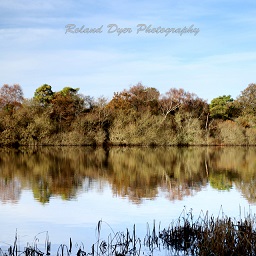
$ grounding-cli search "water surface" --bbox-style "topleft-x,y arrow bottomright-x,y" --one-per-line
0,146 -> 256,253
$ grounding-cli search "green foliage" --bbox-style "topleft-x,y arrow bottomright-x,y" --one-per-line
209,172 -> 233,191
209,95 -> 234,119
34,84 -> 54,105
60,87 -> 79,96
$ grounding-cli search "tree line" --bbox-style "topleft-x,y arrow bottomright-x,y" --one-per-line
0,82 -> 255,146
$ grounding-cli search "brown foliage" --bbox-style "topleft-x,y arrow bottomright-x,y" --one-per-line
217,120 -> 246,145
50,91 -> 84,131
236,83 -> 256,115
107,83 -> 160,115
160,88 -> 208,120
0,84 -> 24,112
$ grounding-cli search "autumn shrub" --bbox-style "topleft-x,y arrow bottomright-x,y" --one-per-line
109,110 -> 207,146
71,114 -> 107,145
246,128 -> 256,145
174,113 -> 205,145
218,120 -> 246,145
108,110 -> 135,145
109,111 -> 177,145
236,114 -> 256,128
123,112 -> 159,145
0,114 -> 20,145
55,131 -> 93,145
17,112 -> 56,145
0,129 -> 19,145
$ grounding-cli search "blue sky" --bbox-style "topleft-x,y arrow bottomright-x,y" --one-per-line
1,0 -> 256,102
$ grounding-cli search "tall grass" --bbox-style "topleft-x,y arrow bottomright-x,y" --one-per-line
2,211 -> 256,255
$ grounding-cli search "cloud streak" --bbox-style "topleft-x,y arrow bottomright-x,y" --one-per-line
0,0 -> 255,102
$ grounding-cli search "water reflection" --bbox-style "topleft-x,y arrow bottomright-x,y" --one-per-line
0,147 -> 256,204
0,178 -> 21,203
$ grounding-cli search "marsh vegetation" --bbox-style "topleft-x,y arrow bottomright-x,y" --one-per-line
2,210 -> 256,256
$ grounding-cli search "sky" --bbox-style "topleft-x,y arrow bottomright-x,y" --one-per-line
1,0 -> 256,103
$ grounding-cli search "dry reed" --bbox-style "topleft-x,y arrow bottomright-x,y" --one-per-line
1,211 -> 256,256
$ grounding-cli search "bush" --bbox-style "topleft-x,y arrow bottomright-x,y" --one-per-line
174,113 -> 205,145
246,128 -> 256,145
109,111 -> 177,145
218,121 -> 246,145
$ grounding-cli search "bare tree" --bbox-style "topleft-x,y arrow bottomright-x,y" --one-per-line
0,84 -> 24,112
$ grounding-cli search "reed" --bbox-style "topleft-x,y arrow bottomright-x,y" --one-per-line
2,212 -> 256,255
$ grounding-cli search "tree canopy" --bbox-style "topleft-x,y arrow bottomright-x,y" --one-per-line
237,83 -> 256,115
34,84 -> 54,106
107,83 -> 160,114
209,95 -> 234,119
0,84 -> 24,112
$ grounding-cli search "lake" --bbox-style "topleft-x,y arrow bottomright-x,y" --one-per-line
0,146 -> 256,255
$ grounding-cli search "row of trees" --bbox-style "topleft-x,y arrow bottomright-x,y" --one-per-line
0,82 -> 256,146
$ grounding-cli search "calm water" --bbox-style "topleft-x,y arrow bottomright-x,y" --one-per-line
0,146 -> 256,254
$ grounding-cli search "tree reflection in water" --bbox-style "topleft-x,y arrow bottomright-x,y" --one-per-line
0,146 -> 255,204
